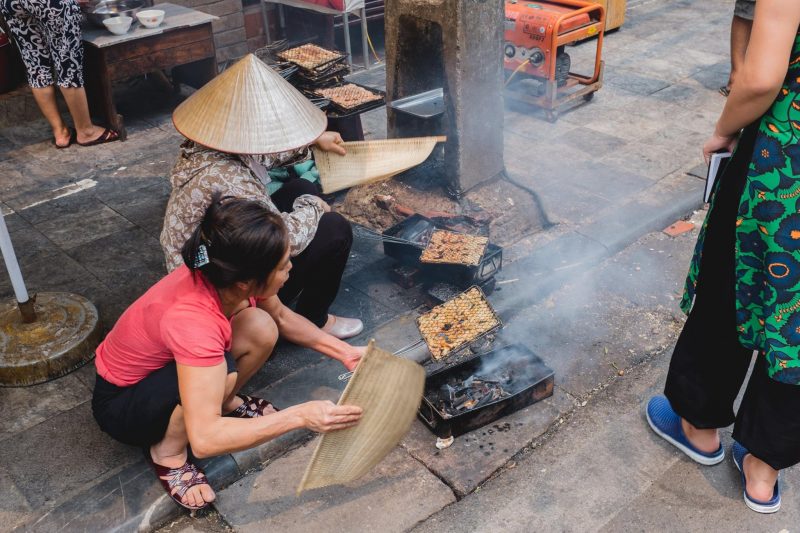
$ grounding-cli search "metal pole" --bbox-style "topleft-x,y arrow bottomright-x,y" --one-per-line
0,212 -> 36,322
343,11 -> 352,66
361,7 -> 369,69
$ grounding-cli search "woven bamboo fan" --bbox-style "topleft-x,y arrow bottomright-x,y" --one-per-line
297,340 -> 425,494
312,136 -> 446,193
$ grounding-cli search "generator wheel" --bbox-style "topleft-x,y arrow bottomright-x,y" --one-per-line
555,49 -> 571,87
583,92 -> 595,102
546,110 -> 558,123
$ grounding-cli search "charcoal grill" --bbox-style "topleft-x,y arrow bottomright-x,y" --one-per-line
418,343 -> 554,438
383,214 -> 502,288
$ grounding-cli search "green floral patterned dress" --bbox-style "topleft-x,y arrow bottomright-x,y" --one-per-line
681,32 -> 800,386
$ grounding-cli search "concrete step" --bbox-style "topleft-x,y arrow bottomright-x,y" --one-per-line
214,444 -> 456,533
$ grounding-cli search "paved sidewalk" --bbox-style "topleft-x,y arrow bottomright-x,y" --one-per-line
0,0 -> 735,531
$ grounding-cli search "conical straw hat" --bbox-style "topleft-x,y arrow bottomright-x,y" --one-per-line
297,340 -> 425,494
172,54 -> 327,154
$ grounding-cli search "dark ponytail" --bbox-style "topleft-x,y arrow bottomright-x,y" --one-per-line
181,191 -> 289,289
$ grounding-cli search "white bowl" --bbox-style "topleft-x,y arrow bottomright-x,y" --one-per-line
136,9 -> 165,28
103,15 -> 133,35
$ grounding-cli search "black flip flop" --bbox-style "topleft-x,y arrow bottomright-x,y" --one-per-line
53,127 -> 76,149
76,127 -> 120,147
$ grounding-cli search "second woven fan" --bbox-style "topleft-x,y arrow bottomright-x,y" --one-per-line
312,136 -> 446,193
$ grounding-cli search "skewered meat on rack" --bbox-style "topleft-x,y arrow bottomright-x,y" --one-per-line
416,287 -> 500,360
277,44 -> 344,71
420,230 -> 489,267
314,83 -> 384,110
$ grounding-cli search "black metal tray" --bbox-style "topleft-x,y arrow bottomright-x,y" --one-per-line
323,82 -> 386,119
383,214 -> 502,287
418,343 -> 554,438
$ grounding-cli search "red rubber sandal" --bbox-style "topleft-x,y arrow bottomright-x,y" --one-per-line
224,394 -> 279,418
76,127 -> 120,147
145,450 -> 212,510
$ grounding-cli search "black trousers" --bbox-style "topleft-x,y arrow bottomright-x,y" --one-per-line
271,179 -> 352,327
665,125 -> 800,470
92,352 -> 237,447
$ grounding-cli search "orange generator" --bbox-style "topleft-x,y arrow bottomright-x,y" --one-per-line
504,0 -> 605,121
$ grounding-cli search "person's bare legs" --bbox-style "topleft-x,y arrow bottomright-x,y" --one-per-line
681,418 -> 779,500
726,15 -> 753,92
743,454 -> 780,501
680,418 -> 721,453
30,86 -> 71,146
222,306 -> 279,413
59,87 -> 107,144
149,404 -> 218,508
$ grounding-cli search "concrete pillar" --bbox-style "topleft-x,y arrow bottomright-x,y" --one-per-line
385,0 -> 505,196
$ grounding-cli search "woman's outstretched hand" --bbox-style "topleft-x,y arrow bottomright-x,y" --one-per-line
301,400 -> 362,432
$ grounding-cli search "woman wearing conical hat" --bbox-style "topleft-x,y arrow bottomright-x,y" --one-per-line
160,54 -> 363,340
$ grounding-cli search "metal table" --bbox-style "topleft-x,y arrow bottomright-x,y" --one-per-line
81,3 -> 218,140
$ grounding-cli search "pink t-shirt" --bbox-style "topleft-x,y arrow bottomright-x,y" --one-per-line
95,265 -> 232,387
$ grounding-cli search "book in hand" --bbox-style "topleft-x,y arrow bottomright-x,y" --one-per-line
705,151 -> 731,203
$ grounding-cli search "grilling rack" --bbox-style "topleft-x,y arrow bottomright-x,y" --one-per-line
276,44 -> 346,73
313,83 -> 387,118
419,230 -> 489,267
337,286 -> 502,381
416,286 -> 502,362
356,225 -> 489,260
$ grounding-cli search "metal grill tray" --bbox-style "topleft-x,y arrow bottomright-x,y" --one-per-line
277,45 -> 346,73
418,343 -> 554,438
322,83 -> 386,118
416,285 -> 502,362
383,214 -> 502,287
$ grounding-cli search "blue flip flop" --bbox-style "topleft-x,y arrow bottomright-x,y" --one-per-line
732,441 -> 781,514
645,396 -> 725,465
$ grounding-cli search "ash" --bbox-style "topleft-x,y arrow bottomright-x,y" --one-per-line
433,344 -> 543,416
437,373 -> 512,416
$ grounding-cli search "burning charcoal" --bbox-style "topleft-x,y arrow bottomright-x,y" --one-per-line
440,383 -> 458,402
461,398 -> 478,410
474,393 -> 496,409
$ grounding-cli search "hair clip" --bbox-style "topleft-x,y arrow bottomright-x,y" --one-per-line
194,244 -> 210,268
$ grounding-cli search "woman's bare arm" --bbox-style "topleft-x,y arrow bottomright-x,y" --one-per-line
258,295 -> 365,371
177,362 -> 362,458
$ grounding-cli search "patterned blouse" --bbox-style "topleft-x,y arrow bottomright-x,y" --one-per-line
681,32 -> 800,385
160,141 -> 324,272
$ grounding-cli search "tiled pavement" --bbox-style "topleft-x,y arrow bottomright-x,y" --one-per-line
0,0 -> 737,530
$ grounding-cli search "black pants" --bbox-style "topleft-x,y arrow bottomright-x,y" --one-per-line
92,352 -> 238,447
665,125 -> 800,470
1,0 -> 84,89
271,179 -> 352,327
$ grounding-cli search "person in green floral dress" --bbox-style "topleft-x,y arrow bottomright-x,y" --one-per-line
646,0 -> 800,515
